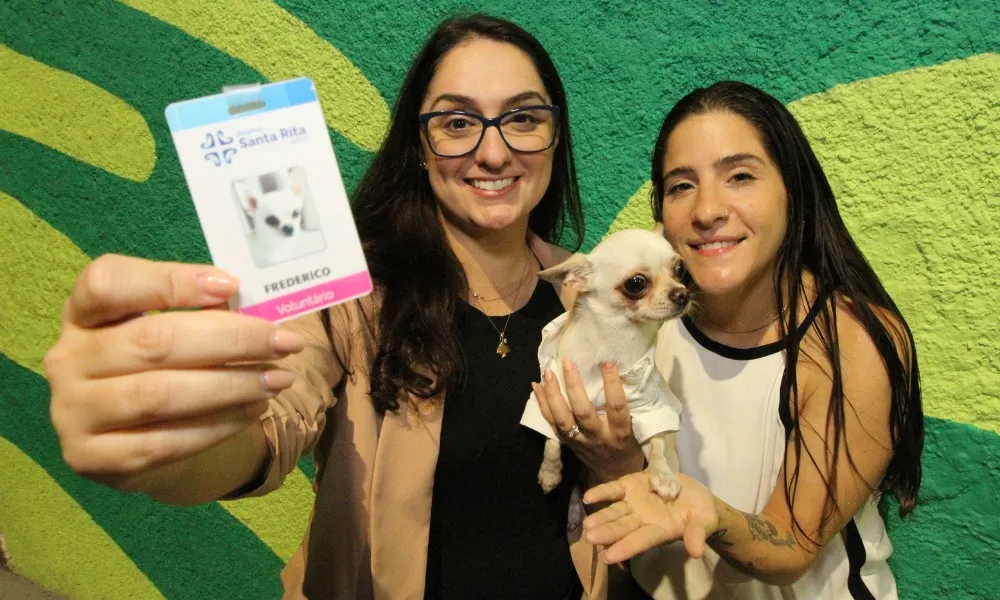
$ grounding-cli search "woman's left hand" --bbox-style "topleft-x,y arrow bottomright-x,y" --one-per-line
582,471 -> 718,564
532,360 -> 645,483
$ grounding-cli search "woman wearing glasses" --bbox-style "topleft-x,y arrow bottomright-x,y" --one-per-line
44,14 -> 644,600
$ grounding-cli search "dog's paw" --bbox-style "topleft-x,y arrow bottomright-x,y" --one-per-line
647,469 -> 681,501
538,466 -> 563,494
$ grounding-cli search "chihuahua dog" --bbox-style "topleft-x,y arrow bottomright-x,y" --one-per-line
234,166 -> 312,267
520,228 -> 690,500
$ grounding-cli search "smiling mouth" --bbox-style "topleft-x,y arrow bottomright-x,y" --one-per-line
691,239 -> 744,252
468,177 -> 517,192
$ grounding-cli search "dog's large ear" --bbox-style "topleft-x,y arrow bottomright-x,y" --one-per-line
287,166 -> 307,198
538,253 -> 595,293
233,180 -> 258,215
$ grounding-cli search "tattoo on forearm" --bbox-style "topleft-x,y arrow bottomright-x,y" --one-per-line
710,506 -> 795,577
743,512 -> 796,547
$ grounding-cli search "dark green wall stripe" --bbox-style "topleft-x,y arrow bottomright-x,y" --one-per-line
883,416 -> 1000,600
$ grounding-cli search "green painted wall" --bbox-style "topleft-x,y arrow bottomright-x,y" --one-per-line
1,1 -> 997,598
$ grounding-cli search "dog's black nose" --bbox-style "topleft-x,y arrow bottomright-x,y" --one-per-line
282,225 -> 295,236
669,288 -> 689,306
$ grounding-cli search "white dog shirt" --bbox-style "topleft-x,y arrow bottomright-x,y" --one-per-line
520,313 -> 682,444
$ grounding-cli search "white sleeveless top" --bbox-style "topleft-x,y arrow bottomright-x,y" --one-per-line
631,313 -> 898,600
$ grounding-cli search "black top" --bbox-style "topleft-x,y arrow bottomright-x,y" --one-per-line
424,282 -> 583,600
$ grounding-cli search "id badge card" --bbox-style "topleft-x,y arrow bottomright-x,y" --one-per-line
165,77 -> 372,322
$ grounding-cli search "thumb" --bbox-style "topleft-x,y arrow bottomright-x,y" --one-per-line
69,256 -> 238,328
682,519 -> 708,558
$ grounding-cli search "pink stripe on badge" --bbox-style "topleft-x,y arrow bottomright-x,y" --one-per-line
241,271 -> 372,321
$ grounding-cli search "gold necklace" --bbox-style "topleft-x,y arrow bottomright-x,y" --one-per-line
471,286 -> 520,302
472,250 -> 533,358
700,305 -> 786,335
470,250 -> 531,302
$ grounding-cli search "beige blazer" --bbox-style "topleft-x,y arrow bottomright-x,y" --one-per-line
243,235 -> 609,600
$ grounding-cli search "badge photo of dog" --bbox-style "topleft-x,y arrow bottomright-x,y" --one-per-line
232,166 -> 326,268
520,227 -> 690,501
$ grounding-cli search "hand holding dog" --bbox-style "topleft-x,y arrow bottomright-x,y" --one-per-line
582,470 -> 718,563
44,255 -> 303,492
531,360 -> 645,484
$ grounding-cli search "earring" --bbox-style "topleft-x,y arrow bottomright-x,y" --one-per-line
419,160 -> 427,170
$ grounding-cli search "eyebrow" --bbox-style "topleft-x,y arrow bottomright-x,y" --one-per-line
427,90 -> 549,112
662,153 -> 766,182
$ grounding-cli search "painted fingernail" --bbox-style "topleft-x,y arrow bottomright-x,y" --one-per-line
260,369 -> 296,391
197,273 -> 239,298
270,330 -> 305,356
530,382 -> 541,395
563,359 -> 577,373
600,360 -> 615,372
544,370 -> 555,382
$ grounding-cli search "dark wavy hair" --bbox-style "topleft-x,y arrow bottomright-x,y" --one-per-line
649,82 -> 923,535
337,14 -> 583,413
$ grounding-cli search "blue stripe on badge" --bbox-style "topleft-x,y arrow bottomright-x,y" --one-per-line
165,77 -> 318,132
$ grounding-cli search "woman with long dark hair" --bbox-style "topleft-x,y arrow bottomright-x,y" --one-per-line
44,15 -> 642,599
539,81 -> 923,599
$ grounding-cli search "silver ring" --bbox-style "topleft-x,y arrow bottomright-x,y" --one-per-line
563,424 -> 581,439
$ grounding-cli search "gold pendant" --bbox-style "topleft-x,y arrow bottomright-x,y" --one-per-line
495,334 -> 510,358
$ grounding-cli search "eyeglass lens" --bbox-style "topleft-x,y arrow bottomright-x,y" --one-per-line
425,107 -> 556,157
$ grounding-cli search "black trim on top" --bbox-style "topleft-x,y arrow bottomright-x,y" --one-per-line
681,289 -> 832,361
843,519 -> 876,600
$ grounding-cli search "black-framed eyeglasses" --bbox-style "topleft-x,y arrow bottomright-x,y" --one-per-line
418,104 -> 561,158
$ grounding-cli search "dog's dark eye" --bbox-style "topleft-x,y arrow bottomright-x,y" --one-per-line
291,210 -> 300,218
621,275 -> 649,299
265,215 -> 280,227
674,260 -> 686,279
